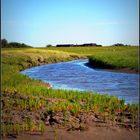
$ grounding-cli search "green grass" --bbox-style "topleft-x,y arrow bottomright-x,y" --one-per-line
45,46 -> 139,71
88,50 -> 138,71
1,47 -> 138,137
44,46 -> 138,55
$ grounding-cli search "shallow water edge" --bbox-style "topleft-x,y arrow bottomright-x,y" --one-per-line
21,59 -> 139,104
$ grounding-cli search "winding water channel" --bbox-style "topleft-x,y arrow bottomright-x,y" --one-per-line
21,59 -> 139,104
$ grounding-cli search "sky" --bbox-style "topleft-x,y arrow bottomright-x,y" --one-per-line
1,0 -> 139,47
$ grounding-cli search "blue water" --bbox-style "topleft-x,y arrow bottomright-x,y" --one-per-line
21,59 -> 139,104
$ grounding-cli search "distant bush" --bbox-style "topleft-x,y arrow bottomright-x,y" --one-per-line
112,43 -> 130,46
46,44 -> 53,48
9,42 -> 32,48
1,39 -> 8,48
1,39 -> 33,48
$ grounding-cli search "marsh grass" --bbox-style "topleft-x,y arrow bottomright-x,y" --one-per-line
1,48 -> 138,137
88,51 -> 138,71
45,46 -> 138,71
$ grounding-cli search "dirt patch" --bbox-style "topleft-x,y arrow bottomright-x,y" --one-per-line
3,125 -> 138,140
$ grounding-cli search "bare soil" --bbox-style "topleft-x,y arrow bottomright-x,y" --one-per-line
3,125 -> 138,140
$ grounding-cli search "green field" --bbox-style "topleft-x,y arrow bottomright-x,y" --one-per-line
45,46 -> 138,55
1,47 -> 138,136
45,46 -> 139,71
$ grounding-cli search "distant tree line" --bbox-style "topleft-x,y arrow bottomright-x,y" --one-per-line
55,43 -> 102,47
46,43 -> 132,48
1,39 -> 33,48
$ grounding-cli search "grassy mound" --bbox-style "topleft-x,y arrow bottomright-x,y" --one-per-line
88,50 -> 138,71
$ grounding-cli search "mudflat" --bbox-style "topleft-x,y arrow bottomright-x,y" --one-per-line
3,125 -> 138,140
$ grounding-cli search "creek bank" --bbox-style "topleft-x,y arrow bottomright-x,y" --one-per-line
2,91 -> 138,139
87,58 -> 138,74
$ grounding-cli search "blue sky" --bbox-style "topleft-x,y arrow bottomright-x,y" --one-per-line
1,0 -> 139,47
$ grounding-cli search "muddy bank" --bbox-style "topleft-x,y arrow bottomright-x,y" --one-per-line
3,125 -> 138,140
2,91 -> 138,140
86,59 -> 138,74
